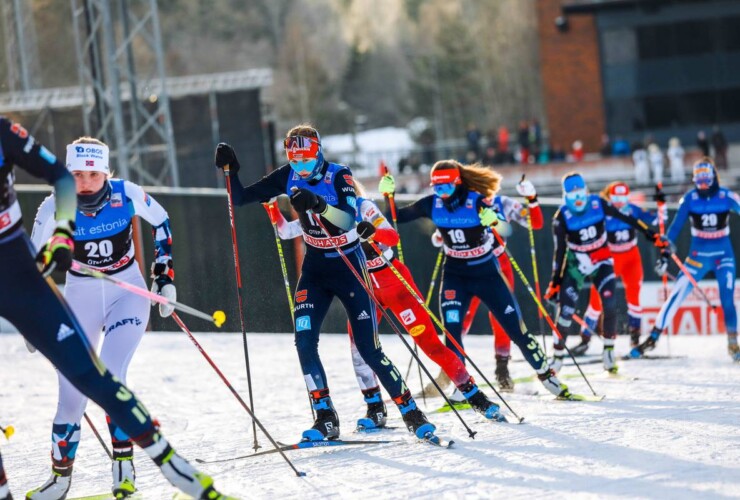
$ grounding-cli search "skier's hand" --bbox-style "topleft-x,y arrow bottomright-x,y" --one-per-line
215,143 -> 240,174
654,252 -> 670,277
431,230 -> 444,248
478,207 -> 499,227
378,174 -> 395,196
652,233 -> 671,250
290,188 -> 327,213
36,221 -> 75,277
516,178 -> 537,201
150,260 -> 176,318
544,282 -> 560,303
357,221 -> 376,241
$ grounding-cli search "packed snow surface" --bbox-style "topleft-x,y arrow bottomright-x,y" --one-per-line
1,332 -> 738,499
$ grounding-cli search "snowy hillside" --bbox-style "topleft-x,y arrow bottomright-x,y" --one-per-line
1,332 -> 738,499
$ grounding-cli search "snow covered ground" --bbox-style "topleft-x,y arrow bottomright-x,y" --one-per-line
1,331 -> 738,499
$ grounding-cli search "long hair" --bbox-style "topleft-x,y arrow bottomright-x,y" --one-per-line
353,178 -> 367,198
600,181 -> 626,200
431,160 -> 502,198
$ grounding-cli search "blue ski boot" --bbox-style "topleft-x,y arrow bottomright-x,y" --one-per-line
396,392 -> 435,440
356,387 -> 387,431
630,327 -> 661,358
302,392 -> 340,441
459,379 -> 506,422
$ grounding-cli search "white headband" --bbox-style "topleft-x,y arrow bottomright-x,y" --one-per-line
66,143 -> 110,174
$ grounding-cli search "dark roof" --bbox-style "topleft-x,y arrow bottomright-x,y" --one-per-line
561,0 -> 728,14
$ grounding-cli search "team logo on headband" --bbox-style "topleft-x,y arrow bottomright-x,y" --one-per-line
430,169 -> 461,185
284,136 -> 320,160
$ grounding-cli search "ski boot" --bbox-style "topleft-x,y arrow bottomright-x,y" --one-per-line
602,337 -> 618,374
0,481 -> 10,500
631,327 -> 661,358
302,394 -> 340,441
142,432 -> 231,499
396,392 -> 436,440
550,349 -> 564,373
111,445 -> 136,498
629,326 -> 641,349
495,355 -> 514,392
728,333 -> 740,363
571,333 -> 592,356
356,387 -> 387,431
459,379 -> 506,422
25,466 -> 72,500
538,368 -> 568,397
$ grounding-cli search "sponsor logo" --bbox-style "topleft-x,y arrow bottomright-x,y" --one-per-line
341,187 -> 354,193
435,198 -> 443,208
603,290 -> 612,298
504,304 -> 515,314
110,192 -> 123,208
444,290 -> 456,300
409,325 -> 426,337
86,160 -> 95,167
56,323 -> 75,342
445,310 -> 460,323
325,171 -> 333,184
106,317 -> 143,334
343,174 -> 354,186
686,257 -> 703,269
303,232 -> 352,249
10,122 -> 29,139
39,146 -> 56,163
144,193 -> 151,206
466,198 -> 474,208
357,310 -> 371,320
441,300 -> 461,307
294,303 -> 314,311
296,290 -> 308,303
296,316 -> 311,332
0,213 -> 11,229
400,309 -> 416,325
347,197 -> 357,208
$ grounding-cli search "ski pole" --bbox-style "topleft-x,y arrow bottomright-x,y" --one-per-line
262,201 -> 315,420
382,164 -> 404,264
0,425 -> 14,440
83,413 -> 112,459
571,312 -> 603,341
489,229 -> 599,396
222,164 -> 260,451
70,263 -> 226,327
656,183 -> 671,354
671,253 -> 716,311
171,313 -> 305,476
309,213 -> 478,438
405,248 -> 443,380
367,241 -> 525,423
522,174 -> 546,353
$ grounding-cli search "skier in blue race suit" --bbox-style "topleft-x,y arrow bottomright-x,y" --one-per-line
214,124 -> 436,442
633,157 -> 740,361
0,117 -> 229,500
380,160 -> 568,399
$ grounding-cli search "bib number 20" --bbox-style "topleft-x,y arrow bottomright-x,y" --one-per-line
84,240 -> 113,258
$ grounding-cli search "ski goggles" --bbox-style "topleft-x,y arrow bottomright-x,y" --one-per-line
693,163 -> 714,189
609,194 -> 629,208
433,182 -> 457,198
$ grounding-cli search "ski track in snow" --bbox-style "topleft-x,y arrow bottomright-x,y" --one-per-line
1,332 -> 738,499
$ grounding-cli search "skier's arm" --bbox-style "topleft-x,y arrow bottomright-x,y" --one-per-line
361,199 -> 399,247
321,170 -> 356,231
0,118 -> 76,225
124,181 -> 173,264
603,198 -> 656,241
550,210 -> 567,285
501,195 -> 542,229
229,168 -> 289,207
30,196 -> 58,252
394,195 -> 435,224
666,195 -> 691,243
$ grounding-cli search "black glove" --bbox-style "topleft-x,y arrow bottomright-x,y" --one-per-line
357,221 -> 376,241
215,143 -> 240,174
36,222 -> 75,277
150,261 -> 176,318
654,184 -> 666,204
290,188 -> 327,213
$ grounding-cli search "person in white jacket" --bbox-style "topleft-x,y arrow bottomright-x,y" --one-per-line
632,143 -> 650,185
648,143 -> 664,185
28,137 -> 176,500
667,137 -> 685,184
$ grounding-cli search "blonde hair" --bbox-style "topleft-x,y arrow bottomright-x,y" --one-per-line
431,159 -> 502,198
353,178 -> 367,198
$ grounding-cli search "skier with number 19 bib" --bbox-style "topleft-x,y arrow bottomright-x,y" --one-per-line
28,137 -> 177,499
214,124 -> 437,442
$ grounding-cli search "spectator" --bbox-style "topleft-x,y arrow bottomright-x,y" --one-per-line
466,122 -> 481,157
599,133 -> 612,157
612,136 -> 631,156
632,142 -> 649,185
648,143 -> 664,185
667,137 -> 685,184
498,125 -> 510,154
551,144 -> 566,162
518,120 -> 530,164
481,146 -> 497,166
529,119 -> 542,159
572,140 -> 584,162
711,125 -> 728,170
697,130 -> 710,156
486,127 -> 498,149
